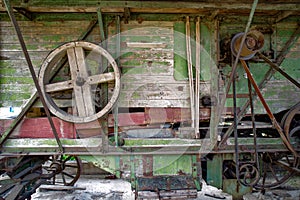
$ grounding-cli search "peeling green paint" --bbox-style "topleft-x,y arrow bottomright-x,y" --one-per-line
154,155 -> 192,175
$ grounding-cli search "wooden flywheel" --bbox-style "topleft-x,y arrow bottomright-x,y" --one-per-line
38,41 -> 120,123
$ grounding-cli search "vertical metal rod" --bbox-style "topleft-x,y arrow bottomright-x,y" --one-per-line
195,16 -> 201,138
232,58 -> 240,182
3,0 -> 63,152
247,69 -> 259,168
114,15 -> 121,147
186,16 -> 195,128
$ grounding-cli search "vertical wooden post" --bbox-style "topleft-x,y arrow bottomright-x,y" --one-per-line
186,16 -> 195,128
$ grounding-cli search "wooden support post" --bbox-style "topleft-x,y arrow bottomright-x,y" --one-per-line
186,16 -> 195,128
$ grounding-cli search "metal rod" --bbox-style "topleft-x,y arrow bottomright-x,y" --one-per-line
78,18 -> 98,41
247,71 -> 259,168
276,25 -> 300,65
3,0 -> 64,153
240,60 -> 299,157
258,52 -> 300,88
114,15 -> 121,146
195,16 -> 201,138
232,58 -> 240,182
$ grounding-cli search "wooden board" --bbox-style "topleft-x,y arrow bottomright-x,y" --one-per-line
0,117 -> 75,138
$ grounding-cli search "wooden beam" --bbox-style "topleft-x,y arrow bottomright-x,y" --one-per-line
1,1 -> 299,13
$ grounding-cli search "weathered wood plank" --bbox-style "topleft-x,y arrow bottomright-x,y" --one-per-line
0,51 -> 49,60
118,99 -> 190,108
75,46 -> 95,116
126,42 -> 167,48
119,88 -> 189,100
0,34 -> 81,44
67,48 -> 87,117
1,1 -> 299,13
45,80 -> 74,92
120,21 -> 174,28
0,43 -> 62,51
0,21 -> 95,27
0,117 -> 75,138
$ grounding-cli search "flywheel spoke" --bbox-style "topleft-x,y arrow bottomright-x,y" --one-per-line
45,80 -> 74,93
67,47 -> 95,117
268,164 -> 280,182
87,72 -> 116,85
62,171 -> 76,179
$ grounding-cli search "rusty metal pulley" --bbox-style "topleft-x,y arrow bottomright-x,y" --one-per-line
44,155 -> 82,186
231,30 -> 264,60
238,163 -> 260,187
38,41 -> 121,123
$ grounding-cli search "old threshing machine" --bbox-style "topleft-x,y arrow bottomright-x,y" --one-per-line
0,0 -> 299,199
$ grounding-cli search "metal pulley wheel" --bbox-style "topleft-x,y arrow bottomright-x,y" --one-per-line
231,30 -> 264,60
254,152 -> 297,189
238,163 -> 260,187
43,155 -> 82,186
253,104 -> 300,189
281,102 -> 300,145
39,41 -> 121,123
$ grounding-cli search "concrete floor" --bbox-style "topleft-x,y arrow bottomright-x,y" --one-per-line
31,176 -> 232,200
31,175 -> 300,200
